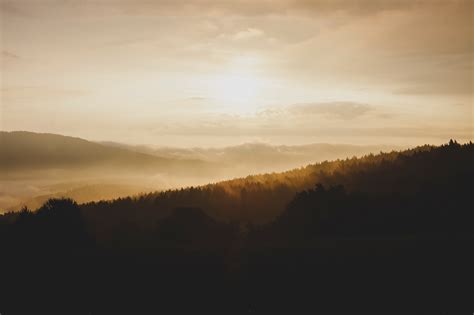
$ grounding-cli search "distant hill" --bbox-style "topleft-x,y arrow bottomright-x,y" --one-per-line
100,140 -> 402,174
0,131 -> 215,175
1,131 -> 401,176
0,131 -> 222,211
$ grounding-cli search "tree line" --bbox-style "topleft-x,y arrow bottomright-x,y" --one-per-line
0,140 -> 472,311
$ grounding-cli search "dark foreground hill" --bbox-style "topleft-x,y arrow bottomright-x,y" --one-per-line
0,141 -> 472,312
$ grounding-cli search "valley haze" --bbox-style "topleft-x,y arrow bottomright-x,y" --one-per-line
0,130 -> 401,212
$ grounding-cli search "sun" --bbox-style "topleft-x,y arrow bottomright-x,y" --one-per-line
214,73 -> 260,102
207,56 -> 264,114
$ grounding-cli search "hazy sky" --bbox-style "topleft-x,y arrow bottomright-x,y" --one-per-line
1,0 -> 472,147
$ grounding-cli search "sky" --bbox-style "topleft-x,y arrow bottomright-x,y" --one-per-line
1,0 -> 472,147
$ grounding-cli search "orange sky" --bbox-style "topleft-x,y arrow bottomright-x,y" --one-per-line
1,0 -> 472,147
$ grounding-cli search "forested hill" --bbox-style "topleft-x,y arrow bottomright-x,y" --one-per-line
77,141 -> 472,245
0,141 -> 472,311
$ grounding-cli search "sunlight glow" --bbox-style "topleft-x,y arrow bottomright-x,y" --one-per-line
207,56 -> 265,114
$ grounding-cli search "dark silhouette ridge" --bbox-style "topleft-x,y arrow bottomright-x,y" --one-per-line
0,141 -> 472,312
80,140 -> 468,229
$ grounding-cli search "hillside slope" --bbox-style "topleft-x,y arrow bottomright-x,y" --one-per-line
81,141 -> 472,246
0,142 -> 474,313
1,141 -> 471,311
0,131 -> 214,175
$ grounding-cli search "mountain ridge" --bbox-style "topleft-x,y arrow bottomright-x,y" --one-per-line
0,130 -> 216,174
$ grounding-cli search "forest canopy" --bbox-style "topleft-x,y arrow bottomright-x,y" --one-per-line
0,141 -> 472,311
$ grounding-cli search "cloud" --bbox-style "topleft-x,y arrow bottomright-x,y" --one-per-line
0,0 -> 442,18
1,51 -> 21,68
290,102 -> 373,119
0,1 -> 31,17
271,0 -> 473,96
187,96 -> 209,101
2,0 -> 471,146
233,28 -> 264,40
144,102 -> 388,139
261,102 -> 374,120
146,115 -> 472,142
1,50 -> 20,59
0,86 -> 88,104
